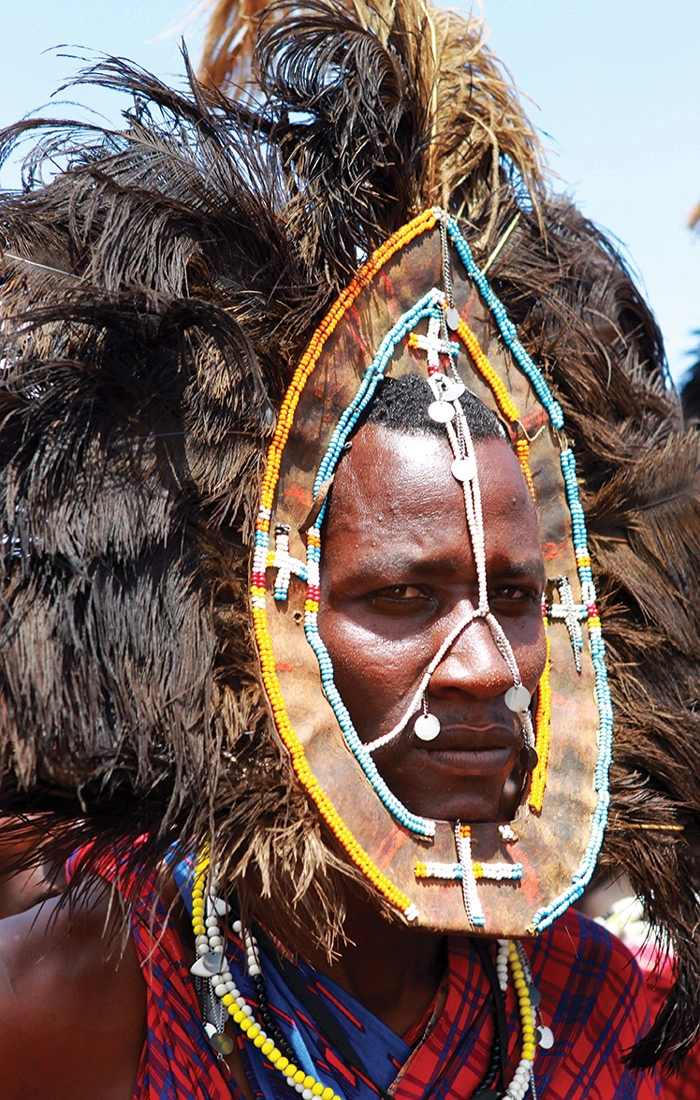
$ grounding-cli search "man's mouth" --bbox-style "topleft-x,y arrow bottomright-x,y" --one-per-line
413,725 -> 518,776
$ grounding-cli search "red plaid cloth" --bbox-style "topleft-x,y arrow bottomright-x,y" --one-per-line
80,850 -> 661,1099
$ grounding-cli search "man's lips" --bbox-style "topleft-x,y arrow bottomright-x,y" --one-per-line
409,724 -> 518,776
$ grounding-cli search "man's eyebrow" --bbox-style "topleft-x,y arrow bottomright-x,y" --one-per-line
324,553 -> 464,581
326,553 -> 546,582
494,558 -> 547,580
487,559 -> 547,591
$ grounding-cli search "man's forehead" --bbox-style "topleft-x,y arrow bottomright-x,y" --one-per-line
324,426 -> 540,565
333,425 -> 525,507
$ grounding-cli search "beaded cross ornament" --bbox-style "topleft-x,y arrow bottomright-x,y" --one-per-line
250,208 -> 612,937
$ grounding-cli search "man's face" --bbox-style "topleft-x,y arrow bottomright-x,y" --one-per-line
317,423 -> 547,823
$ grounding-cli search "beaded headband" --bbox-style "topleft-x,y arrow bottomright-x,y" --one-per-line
251,208 -> 611,937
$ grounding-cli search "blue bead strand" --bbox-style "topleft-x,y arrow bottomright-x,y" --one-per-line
305,529 -> 435,838
313,289 -> 443,501
530,448 -> 613,931
303,291 -> 451,840
444,215 -> 565,431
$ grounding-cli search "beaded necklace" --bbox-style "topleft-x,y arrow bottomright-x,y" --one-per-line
189,850 -> 544,1100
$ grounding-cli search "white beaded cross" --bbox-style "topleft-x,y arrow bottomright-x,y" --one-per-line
547,575 -> 586,673
411,314 -> 459,369
415,822 -> 523,925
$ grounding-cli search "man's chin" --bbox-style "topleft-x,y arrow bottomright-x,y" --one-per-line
383,787 -> 509,825
374,759 -> 517,823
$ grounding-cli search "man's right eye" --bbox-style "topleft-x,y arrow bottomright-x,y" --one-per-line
370,584 -> 429,605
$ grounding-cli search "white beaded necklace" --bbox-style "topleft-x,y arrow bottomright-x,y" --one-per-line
189,852 -> 549,1100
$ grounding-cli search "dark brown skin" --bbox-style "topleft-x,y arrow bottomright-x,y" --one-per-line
319,427 -> 546,822
0,426 -> 545,1098
0,818 -> 64,920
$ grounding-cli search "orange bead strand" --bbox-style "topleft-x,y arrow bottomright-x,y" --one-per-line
253,211 -> 439,920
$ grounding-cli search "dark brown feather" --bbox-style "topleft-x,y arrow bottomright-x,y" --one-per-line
0,0 -> 698,1065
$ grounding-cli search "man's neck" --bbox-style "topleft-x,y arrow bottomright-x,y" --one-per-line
303,888 -> 448,1038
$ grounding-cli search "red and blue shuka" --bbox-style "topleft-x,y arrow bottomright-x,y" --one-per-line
85,851 -> 658,1100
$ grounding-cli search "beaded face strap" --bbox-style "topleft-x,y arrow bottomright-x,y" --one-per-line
362,322 -> 537,766
251,208 -> 613,936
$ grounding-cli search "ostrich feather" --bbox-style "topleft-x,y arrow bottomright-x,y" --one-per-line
0,0 -> 698,1064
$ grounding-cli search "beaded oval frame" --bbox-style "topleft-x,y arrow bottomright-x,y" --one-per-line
251,209 -> 611,937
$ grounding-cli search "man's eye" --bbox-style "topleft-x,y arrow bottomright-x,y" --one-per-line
371,585 -> 428,604
490,585 -> 538,605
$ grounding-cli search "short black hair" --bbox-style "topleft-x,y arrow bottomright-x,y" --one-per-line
358,373 -> 507,442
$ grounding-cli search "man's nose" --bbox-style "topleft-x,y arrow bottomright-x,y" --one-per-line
428,615 -> 515,701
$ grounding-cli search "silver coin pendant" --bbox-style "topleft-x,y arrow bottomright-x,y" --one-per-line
414,713 -> 441,741
428,400 -> 455,424
505,684 -> 531,712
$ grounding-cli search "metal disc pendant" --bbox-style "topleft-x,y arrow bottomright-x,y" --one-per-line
446,306 -> 460,331
190,950 -> 224,977
440,378 -> 465,402
414,713 -> 441,741
520,744 -> 539,772
211,1031 -> 235,1056
451,456 -> 476,482
431,373 -> 465,403
505,684 -> 531,712
538,1024 -> 554,1050
528,983 -> 542,1008
428,400 -> 455,423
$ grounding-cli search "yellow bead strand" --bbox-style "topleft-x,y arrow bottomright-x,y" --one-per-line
252,608 -> 418,915
529,630 -> 552,813
190,850 -> 344,1100
507,940 -> 538,1097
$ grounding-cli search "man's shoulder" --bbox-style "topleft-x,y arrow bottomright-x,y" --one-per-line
0,885 -> 147,1100
0,878 -> 123,982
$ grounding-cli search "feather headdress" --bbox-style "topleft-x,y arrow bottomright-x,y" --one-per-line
0,0 -> 698,1068
682,363 -> 700,423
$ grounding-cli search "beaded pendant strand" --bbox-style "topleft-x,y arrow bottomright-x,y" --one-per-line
190,849 -> 548,1100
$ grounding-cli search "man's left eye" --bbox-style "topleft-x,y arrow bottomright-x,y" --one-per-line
490,586 -> 538,605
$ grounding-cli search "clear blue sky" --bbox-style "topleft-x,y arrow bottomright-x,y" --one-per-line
2,1 -> 698,384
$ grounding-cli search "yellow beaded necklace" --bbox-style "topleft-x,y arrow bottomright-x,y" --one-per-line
189,849 -> 541,1099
